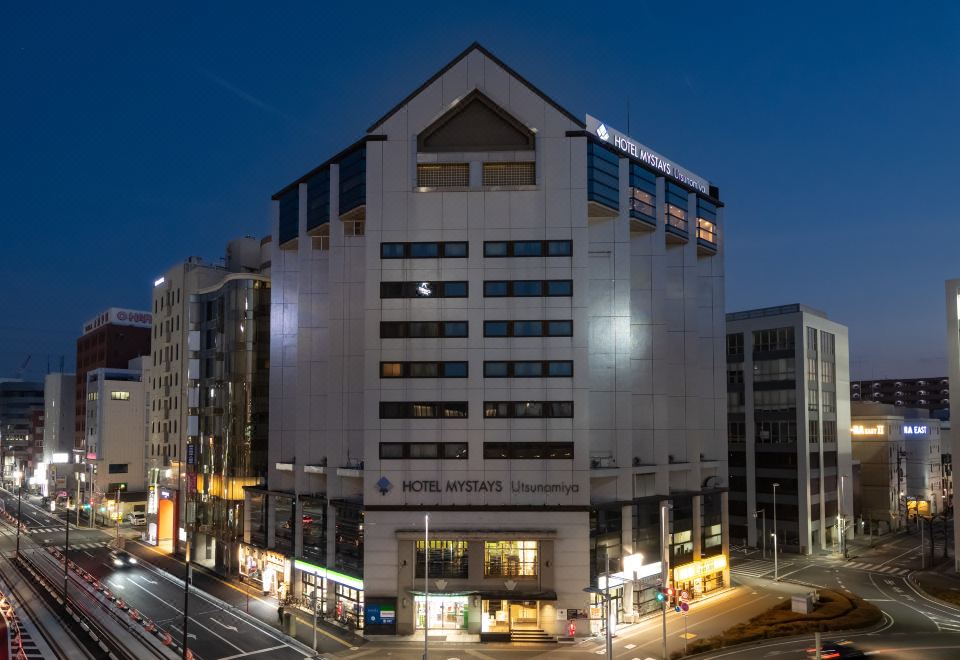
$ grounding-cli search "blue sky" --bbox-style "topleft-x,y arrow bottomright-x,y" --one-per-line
2,1 -> 958,381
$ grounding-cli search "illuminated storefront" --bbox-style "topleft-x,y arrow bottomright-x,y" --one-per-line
671,555 -> 727,597
415,594 -> 469,630
294,559 -> 365,630
239,545 -> 289,596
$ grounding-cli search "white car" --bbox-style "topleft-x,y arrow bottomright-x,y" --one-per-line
125,513 -> 146,526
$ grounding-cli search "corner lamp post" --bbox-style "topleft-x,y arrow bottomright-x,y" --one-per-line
15,471 -> 23,557
771,533 -> 778,581
772,482 -> 780,549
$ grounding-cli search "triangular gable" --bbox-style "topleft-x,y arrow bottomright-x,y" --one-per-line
367,42 -> 584,133
417,90 -> 535,152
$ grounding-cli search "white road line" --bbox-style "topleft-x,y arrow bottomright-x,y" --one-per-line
216,645 -> 289,660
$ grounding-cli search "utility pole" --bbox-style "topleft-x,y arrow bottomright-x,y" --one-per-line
660,501 -> 671,660
15,476 -> 22,556
772,483 -> 780,549
423,513 -> 429,660
63,495 -> 71,600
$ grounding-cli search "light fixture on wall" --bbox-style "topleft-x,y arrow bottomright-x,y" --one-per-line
402,598 -> 409,607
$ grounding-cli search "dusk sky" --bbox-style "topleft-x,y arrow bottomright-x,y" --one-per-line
2,2 -> 958,382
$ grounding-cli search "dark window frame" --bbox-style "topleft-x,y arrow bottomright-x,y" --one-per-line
483,401 -> 574,418
380,281 -> 469,298
483,320 -> 573,337
483,240 -> 573,258
482,280 -> 573,297
483,442 -> 575,459
380,241 -> 469,259
379,442 -> 469,459
483,360 -> 574,377
379,402 -> 469,419
379,361 -> 469,378
380,321 -> 468,338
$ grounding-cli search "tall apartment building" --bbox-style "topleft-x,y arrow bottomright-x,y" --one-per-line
0,379 -> 44,487
248,43 -> 728,639
726,305 -> 853,554
851,377 -> 949,420
148,238 -> 268,553
40,373 -> 75,496
945,279 -> 960,571
75,308 -> 152,449
84,359 -> 147,520
186,248 -> 270,575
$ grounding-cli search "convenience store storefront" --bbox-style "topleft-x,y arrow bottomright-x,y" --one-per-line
294,559 -> 365,630
671,554 -> 727,599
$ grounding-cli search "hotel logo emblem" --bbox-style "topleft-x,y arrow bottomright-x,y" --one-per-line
596,123 -> 610,141
376,476 -> 393,495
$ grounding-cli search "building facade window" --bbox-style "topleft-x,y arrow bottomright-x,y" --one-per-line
417,163 -> 469,188
665,182 -> 689,233
483,442 -> 574,459
753,327 -> 795,353
380,242 -> 468,258
110,391 -> 131,401
482,161 -> 535,186
380,362 -> 468,378
754,389 -> 796,412
380,281 -> 468,298
482,401 -> 573,418
808,420 -> 820,443
415,541 -> 469,579
379,442 -> 468,459
728,421 -> 746,443
307,168 -> 331,230
483,240 -> 572,257
587,142 -> 619,210
752,358 -> 795,382
483,320 -> 572,337
821,361 -> 835,384
696,197 -> 718,244
378,402 -> 469,419
822,390 -> 836,413
483,361 -> 573,378
380,321 -> 468,338
484,541 -> 538,577
808,389 -> 819,412
278,188 -> 298,244
482,280 -> 572,297
727,333 -> 744,357
338,146 -> 366,214
629,163 -> 657,224
755,420 -> 797,444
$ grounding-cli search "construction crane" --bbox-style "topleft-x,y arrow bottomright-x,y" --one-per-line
14,355 -> 31,379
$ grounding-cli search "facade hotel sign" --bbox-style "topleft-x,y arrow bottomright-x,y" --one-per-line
903,424 -> 929,435
585,114 -> 710,195
396,478 -> 579,496
851,424 -> 885,436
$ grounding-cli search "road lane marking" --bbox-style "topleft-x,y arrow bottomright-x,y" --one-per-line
131,538 -> 353,648
216,645 -> 288,660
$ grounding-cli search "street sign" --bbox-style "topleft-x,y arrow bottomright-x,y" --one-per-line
674,605 -> 681,613
681,602 -> 689,612
680,590 -> 690,602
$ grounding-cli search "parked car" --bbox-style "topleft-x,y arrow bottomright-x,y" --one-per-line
125,512 -> 146,526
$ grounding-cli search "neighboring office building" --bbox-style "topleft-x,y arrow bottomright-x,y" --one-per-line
75,309 -> 152,450
851,377 -> 949,421
84,358 -> 148,522
252,42 -> 729,639
185,248 -> 270,576
903,415 -> 943,517
0,379 -> 44,488
727,304 -> 854,555
40,373 -> 75,496
148,238 -> 268,554
850,402 -> 907,533
26,409 -> 44,490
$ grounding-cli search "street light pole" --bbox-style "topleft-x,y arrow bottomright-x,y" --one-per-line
15,476 -> 22,557
772,483 -> 779,550
423,513 -> 429,660
115,486 -> 122,547
63,494 -> 71,600
771,533 -> 778,580
661,501 -> 670,660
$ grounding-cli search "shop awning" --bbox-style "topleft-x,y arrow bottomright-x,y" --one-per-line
406,589 -> 558,601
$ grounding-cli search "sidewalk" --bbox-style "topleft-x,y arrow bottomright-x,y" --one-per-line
123,539 -> 365,654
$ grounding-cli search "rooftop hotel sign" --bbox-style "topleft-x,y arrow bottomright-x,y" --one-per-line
585,114 -> 710,195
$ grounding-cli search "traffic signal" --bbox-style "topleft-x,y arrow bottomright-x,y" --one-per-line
656,586 -> 676,604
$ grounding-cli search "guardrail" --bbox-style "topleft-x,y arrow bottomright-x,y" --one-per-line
0,589 -> 28,660
16,547 -> 177,660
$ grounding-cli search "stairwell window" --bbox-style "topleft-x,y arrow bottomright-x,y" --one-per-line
484,541 -> 538,577
417,163 -> 469,188
482,162 -> 535,186
110,391 -> 130,401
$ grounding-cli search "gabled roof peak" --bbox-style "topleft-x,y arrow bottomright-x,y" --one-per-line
367,42 -> 583,133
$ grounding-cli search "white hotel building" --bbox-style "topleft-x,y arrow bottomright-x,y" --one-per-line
249,43 -> 728,639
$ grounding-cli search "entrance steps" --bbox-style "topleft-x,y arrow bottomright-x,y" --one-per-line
509,629 -> 556,643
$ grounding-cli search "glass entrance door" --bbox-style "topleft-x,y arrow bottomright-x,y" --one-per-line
508,601 -> 539,630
